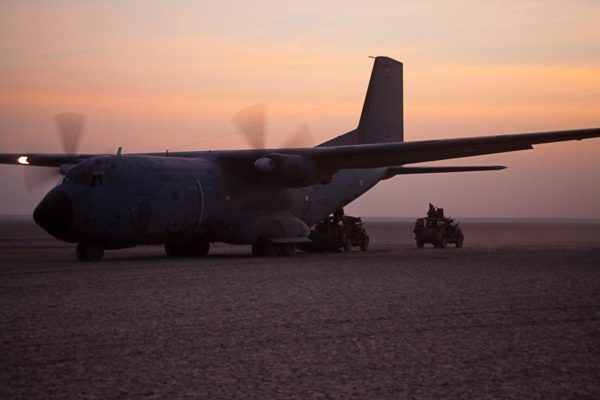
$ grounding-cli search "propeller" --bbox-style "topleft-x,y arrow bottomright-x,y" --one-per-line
283,123 -> 315,148
24,167 -> 61,192
231,103 -> 315,149
24,112 -> 87,192
231,103 -> 266,149
55,112 -> 85,154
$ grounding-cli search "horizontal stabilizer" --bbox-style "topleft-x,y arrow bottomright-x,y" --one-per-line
384,165 -> 506,179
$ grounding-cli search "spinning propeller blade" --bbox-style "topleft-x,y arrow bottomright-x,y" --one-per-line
24,167 -> 60,192
231,103 -> 266,149
283,123 -> 315,148
54,112 -> 85,154
24,112 -> 87,192
231,104 -> 315,149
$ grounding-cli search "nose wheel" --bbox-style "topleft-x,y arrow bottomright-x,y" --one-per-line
76,243 -> 104,261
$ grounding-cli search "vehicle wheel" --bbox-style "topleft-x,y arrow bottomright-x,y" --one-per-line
76,243 -> 104,261
280,243 -> 295,257
360,236 -> 369,251
416,240 -> 424,249
456,237 -> 464,248
343,238 -> 352,252
440,238 -> 447,249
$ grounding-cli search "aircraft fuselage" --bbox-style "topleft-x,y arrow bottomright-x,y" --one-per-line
33,155 -> 383,248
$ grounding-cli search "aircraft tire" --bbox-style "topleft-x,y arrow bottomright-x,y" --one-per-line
165,243 -> 209,258
165,243 -> 179,257
251,243 -> 263,256
76,243 -> 104,262
262,243 -> 281,257
252,241 -> 292,257
280,244 -> 295,257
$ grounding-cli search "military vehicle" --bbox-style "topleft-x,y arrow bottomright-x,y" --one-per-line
298,210 -> 369,252
1,56 -> 599,261
414,204 -> 464,248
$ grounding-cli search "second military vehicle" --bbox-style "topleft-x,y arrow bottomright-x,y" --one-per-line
414,204 -> 464,249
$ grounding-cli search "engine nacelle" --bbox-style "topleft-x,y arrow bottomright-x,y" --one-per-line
254,153 -> 331,187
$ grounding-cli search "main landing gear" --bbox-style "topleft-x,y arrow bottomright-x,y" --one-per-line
76,243 -> 104,261
164,239 -> 210,258
251,241 -> 295,257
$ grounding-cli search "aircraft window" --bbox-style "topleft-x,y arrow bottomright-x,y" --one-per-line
68,169 -> 90,185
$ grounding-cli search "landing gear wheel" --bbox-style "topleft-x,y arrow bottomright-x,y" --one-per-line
252,241 -> 294,257
76,243 -> 104,262
251,243 -> 263,256
280,244 -> 295,257
165,240 -> 210,258
261,242 -> 281,257
194,239 -> 210,256
165,243 -> 179,257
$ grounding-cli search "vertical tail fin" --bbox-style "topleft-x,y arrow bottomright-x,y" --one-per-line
358,57 -> 404,143
320,56 -> 404,147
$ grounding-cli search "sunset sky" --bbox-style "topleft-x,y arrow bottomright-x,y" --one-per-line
1,0 -> 599,217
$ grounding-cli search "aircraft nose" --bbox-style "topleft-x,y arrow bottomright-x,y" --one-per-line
33,188 -> 74,238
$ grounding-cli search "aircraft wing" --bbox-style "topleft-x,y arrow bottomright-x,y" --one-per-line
1,127 -> 598,174
0,154 -> 97,168
309,128 -> 600,169
193,127 -> 599,187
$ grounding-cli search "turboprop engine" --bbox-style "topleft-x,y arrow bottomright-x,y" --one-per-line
254,153 -> 332,187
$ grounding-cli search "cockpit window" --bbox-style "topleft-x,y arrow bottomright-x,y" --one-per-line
64,168 -> 106,187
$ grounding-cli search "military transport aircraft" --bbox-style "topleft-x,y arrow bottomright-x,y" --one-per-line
1,56 -> 599,261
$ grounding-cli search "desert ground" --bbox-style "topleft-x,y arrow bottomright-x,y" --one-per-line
1,217 -> 599,399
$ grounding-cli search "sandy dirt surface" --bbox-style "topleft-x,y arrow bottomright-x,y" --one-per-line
1,217 -> 600,399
